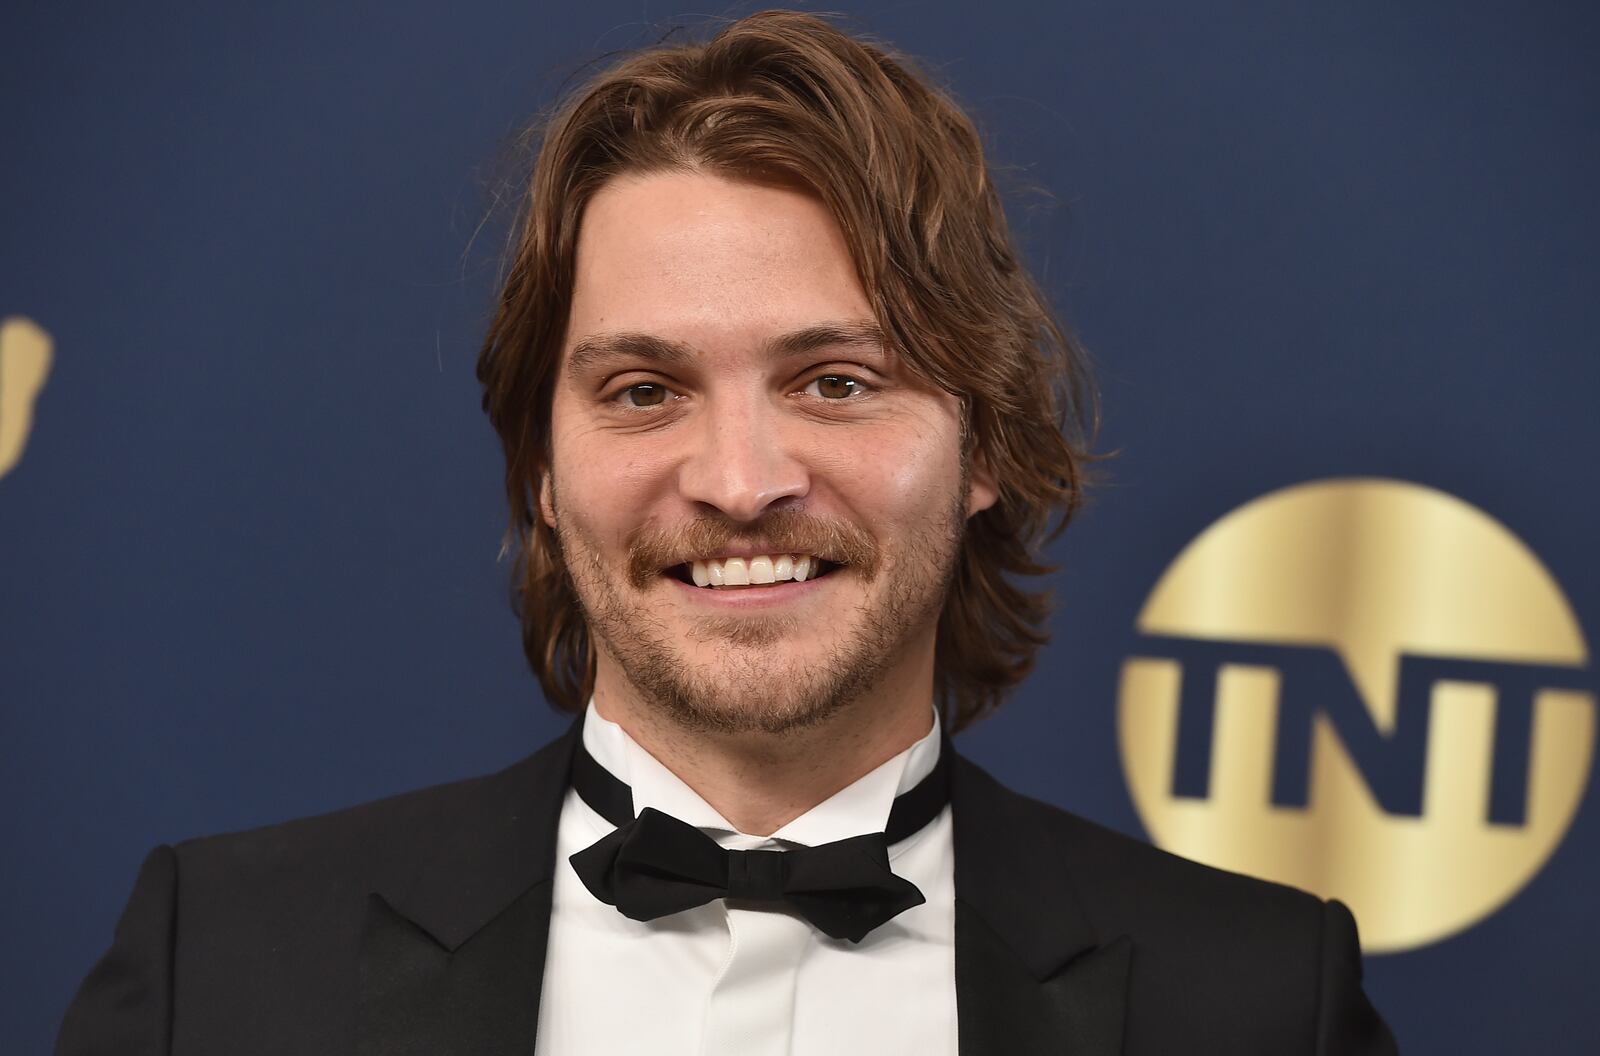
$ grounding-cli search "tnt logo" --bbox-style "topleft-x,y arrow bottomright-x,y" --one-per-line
1118,479 -> 1594,952
0,316 -> 53,480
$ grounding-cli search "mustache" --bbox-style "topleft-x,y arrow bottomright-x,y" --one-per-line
626,508 -> 881,589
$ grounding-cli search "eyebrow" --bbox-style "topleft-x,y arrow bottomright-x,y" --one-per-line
768,320 -> 887,359
565,320 -> 888,378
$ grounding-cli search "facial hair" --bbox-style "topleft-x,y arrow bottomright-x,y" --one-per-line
549,477 -> 969,737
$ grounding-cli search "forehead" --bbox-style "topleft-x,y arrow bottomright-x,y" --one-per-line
566,171 -> 875,358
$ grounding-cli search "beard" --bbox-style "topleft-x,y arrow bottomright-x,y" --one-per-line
549,479 -> 969,737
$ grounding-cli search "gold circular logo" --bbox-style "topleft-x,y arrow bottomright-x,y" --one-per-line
0,315 -> 54,480
1118,478 -> 1593,952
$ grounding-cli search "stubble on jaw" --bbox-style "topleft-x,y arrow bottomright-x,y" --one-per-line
547,477 -> 969,738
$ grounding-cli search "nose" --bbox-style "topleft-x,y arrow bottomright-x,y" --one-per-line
676,397 -> 809,522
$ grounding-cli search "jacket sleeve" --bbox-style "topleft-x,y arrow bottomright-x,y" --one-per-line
55,845 -> 178,1056
1316,899 -> 1399,1056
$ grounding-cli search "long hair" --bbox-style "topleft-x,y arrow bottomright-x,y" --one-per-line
477,10 -> 1097,732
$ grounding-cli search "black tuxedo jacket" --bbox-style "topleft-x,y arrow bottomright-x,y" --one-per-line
57,722 -> 1397,1054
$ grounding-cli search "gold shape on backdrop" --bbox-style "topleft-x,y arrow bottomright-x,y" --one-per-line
1118,478 -> 1593,952
0,316 -> 54,479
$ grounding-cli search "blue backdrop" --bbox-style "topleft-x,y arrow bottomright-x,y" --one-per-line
3,2 -> 1597,1052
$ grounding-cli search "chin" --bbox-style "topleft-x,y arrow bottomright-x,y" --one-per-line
680,611 -> 803,649
620,643 -> 880,737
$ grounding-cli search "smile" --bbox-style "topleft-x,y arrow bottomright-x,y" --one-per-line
670,554 -> 838,589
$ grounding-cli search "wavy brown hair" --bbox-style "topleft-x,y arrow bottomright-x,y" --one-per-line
477,10 -> 1097,733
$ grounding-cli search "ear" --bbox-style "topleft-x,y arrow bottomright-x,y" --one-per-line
965,447 -> 1000,517
538,471 -> 557,529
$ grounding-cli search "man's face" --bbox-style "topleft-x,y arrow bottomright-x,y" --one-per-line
544,171 -> 997,735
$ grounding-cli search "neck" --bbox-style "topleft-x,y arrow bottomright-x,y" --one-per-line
591,653 -> 937,836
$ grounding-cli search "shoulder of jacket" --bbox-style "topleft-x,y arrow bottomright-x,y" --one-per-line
167,732 -> 567,883
955,751 -> 1325,934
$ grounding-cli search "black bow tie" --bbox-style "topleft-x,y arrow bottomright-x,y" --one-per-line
567,736 -> 950,944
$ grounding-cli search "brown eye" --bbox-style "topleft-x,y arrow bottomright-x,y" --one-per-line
625,383 -> 668,407
811,375 -> 861,399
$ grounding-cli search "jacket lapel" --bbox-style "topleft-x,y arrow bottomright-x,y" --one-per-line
356,721 -> 580,1056
354,724 -> 1130,1055
952,753 -> 1132,1055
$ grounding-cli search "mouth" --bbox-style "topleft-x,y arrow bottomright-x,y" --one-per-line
665,554 -> 840,590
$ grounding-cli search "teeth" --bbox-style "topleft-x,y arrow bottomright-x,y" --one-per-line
685,554 -> 825,589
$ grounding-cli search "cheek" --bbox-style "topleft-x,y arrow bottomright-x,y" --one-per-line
553,462 -> 645,548
813,421 -> 964,534
549,413 -> 673,547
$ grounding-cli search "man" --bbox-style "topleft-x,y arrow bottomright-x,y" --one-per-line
58,11 -> 1396,1054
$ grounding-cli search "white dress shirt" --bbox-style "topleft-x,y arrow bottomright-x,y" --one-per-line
535,702 -> 958,1056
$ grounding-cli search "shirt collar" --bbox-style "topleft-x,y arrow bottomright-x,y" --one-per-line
580,700 -> 942,848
